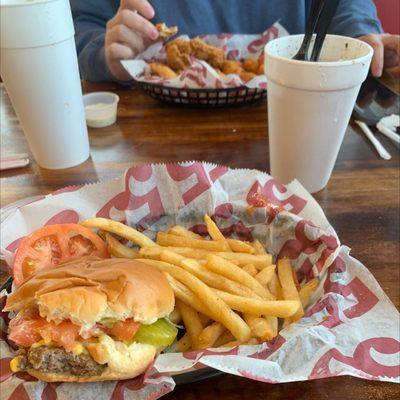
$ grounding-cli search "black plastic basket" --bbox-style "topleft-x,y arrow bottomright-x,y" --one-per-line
135,80 -> 267,108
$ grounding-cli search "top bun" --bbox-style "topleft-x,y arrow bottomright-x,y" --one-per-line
5,257 -> 174,327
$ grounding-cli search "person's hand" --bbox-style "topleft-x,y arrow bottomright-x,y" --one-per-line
105,0 -> 159,81
358,33 -> 400,78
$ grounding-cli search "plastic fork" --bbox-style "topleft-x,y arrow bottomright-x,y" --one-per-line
293,0 -> 325,61
310,0 -> 341,61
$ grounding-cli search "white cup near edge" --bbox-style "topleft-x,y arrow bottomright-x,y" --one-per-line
0,0 -> 90,170
264,34 -> 373,193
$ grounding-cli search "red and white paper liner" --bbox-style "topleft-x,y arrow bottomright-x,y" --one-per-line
121,22 -> 288,89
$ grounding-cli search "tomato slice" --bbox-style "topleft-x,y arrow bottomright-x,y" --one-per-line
38,320 -> 81,352
9,310 -> 82,351
108,319 -> 141,342
8,309 -> 46,347
12,224 -> 109,286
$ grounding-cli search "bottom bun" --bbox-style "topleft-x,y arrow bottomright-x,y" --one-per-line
28,367 -> 147,383
28,336 -> 157,382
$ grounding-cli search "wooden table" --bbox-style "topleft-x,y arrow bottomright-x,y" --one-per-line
0,77 -> 399,399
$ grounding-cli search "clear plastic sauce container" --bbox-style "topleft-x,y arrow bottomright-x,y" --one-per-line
83,92 -> 119,128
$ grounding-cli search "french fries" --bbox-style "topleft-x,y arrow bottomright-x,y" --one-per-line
206,255 -> 274,299
214,330 -> 236,347
171,223 -> 253,254
268,271 -> 283,299
82,217 -> 156,248
143,245 -> 271,268
176,333 -> 191,352
278,258 -> 304,322
104,232 -> 139,259
161,271 -> 210,315
140,246 -> 162,259
292,269 -> 301,291
94,217 -> 319,353
267,316 -> 278,337
168,307 -> 182,325
141,255 -> 251,342
199,314 -> 210,327
168,225 -> 203,240
226,239 -> 254,254
198,322 -> 225,349
212,289 -> 300,317
204,215 -> 231,251
244,314 -> 275,341
215,251 -> 272,269
159,250 -> 261,298
252,240 -> 267,255
255,264 -> 276,286
222,340 -> 240,348
157,232 -> 225,251
299,278 -> 318,307
242,264 -> 257,277
176,300 -> 203,349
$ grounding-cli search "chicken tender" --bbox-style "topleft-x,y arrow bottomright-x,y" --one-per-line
156,23 -> 178,39
149,62 -> 177,79
214,68 -> 225,79
239,71 -> 256,82
190,38 -> 224,68
166,39 -> 192,71
242,57 -> 259,74
221,60 -> 243,75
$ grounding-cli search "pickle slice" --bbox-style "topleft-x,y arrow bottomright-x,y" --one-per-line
133,318 -> 178,348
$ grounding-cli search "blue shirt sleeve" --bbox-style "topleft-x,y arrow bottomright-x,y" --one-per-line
70,0 -> 384,83
328,0 -> 383,37
70,0 -> 121,82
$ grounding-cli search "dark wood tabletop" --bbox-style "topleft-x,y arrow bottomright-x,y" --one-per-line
0,76 -> 399,399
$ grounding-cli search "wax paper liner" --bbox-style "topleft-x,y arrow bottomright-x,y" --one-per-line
0,162 -> 398,400
121,22 -> 288,89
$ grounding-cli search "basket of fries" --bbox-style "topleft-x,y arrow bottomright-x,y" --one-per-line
123,23 -> 290,107
1,162 -> 399,400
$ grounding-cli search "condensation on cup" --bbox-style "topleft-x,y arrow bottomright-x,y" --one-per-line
264,35 -> 373,193
0,0 -> 90,169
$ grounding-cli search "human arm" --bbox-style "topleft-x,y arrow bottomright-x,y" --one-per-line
70,0 -> 159,82
326,0 -> 399,77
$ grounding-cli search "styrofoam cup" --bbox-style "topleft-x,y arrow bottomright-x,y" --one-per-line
265,35 -> 373,193
0,0 -> 89,170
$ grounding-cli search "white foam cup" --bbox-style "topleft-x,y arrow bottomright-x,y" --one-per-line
264,35 -> 373,193
0,0 -> 90,169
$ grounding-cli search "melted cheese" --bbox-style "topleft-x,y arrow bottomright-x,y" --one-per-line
10,357 -> 20,372
72,343 -> 85,355
31,339 -> 54,348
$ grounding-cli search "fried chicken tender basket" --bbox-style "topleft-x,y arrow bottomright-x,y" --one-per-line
133,80 -> 267,108
123,24 -> 292,107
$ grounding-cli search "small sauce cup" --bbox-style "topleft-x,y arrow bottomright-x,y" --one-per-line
83,92 -> 119,128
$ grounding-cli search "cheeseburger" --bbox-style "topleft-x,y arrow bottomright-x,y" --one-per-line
4,257 -> 177,382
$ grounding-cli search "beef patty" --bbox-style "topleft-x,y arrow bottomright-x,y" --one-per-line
19,346 -> 106,376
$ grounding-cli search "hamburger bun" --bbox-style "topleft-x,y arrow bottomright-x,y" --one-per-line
5,257 -> 175,327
